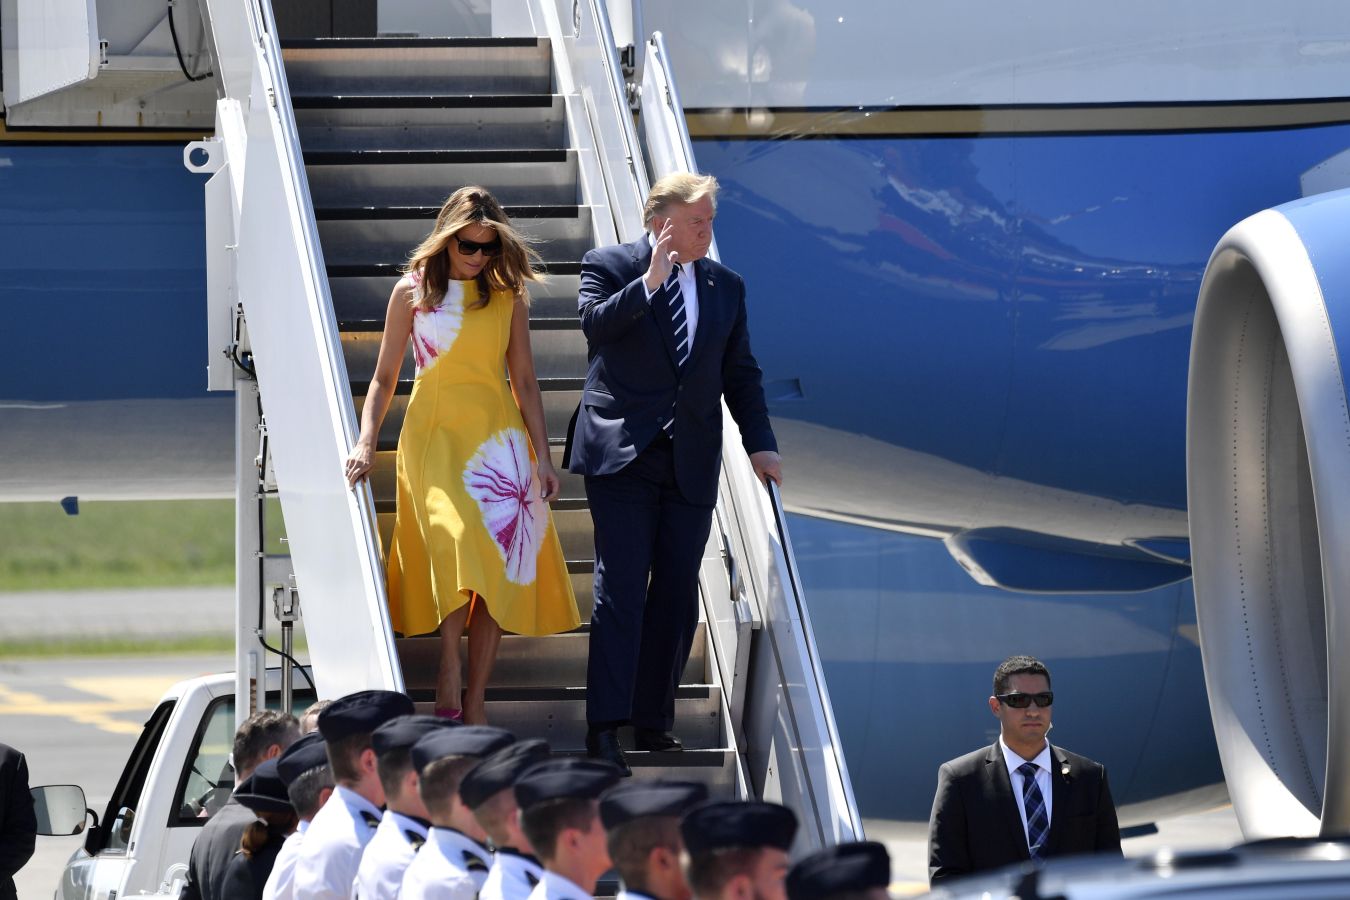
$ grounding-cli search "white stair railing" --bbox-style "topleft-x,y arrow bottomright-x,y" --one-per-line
193,0 -> 401,698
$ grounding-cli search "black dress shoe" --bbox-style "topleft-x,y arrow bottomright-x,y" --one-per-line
633,728 -> 683,752
585,728 -> 632,776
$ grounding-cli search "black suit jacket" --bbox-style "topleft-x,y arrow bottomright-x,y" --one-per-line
0,744 -> 36,900
927,742 -> 1121,885
564,237 -> 776,505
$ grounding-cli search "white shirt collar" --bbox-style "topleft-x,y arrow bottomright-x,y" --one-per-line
999,735 -> 1052,777
539,870 -> 591,900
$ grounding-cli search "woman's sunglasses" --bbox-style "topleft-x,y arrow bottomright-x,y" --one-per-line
996,691 -> 1054,709
455,236 -> 502,257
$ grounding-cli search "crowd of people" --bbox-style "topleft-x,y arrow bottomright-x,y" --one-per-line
166,688 -> 891,900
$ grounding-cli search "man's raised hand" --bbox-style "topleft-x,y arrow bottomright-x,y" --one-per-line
644,218 -> 679,292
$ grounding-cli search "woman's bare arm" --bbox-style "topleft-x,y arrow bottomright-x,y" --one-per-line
345,280 -> 415,486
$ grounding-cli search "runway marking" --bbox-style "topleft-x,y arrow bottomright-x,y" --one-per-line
0,675 -> 178,736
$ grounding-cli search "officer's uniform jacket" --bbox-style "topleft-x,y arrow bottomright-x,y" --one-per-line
261,820 -> 308,900
480,848 -> 543,900
526,870 -> 591,900
294,785 -> 383,899
399,825 -> 492,899
354,810 -> 429,900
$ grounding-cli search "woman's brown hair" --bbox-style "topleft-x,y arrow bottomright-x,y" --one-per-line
404,185 -> 544,311
239,809 -> 298,859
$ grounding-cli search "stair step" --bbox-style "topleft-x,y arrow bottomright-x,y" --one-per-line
294,98 -> 568,152
368,447 -> 585,505
330,275 -> 581,322
305,150 -> 579,207
329,262 -> 581,278
409,685 -> 724,750
316,205 -> 580,221
356,390 -> 580,453
395,624 -> 707,688
282,38 -> 552,97
341,331 -> 586,384
556,749 -> 739,795
316,212 -> 591,266
375,507 -> 592,562
293,94 -> 557,109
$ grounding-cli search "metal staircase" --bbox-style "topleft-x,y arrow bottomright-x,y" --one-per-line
281,34 -> 740,796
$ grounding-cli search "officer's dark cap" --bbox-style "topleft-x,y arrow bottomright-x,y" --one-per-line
459,739 -> 551,809
234,759 -> 294,815
411,725 -> 516,774
514,758 -> 623,810
276,732 -> 328,785
680,801 -> 797,854
786,841 -> 890,900
372,714 -> 455,757
600,779 -> 709,830
317,690 -> 415,742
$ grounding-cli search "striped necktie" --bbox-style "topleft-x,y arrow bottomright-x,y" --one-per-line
1018,762 -> 1049,860
660,265 -> 688,435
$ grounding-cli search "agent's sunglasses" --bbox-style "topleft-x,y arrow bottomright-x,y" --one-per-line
455,236 -> 502,257
996,691 -> 1054,709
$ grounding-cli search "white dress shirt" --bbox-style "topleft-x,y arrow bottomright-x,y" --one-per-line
481,848 -> 544,900
1000,737 -> 1054,850
261,819 -> 307,900
399,826 -> 491,899
526,870 -> 592,900
355,810 -> 430,900
294,785 -> 383,899
643,233 -> 700,351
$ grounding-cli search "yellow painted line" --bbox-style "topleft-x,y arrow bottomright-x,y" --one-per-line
66,675 -> 180,708
0,684 -> 146,735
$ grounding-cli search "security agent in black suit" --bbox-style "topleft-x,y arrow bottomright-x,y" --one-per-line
565,173 -> 781,774
927,655 -> 1121,885
0,742 -> 36,900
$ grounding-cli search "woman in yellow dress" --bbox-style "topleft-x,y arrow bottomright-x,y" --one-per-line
344,186 -> 580,723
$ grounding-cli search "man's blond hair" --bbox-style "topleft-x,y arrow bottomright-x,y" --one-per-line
643,173 -> 719,230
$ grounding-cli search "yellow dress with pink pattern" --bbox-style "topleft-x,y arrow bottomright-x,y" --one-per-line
385,273 -> 579,637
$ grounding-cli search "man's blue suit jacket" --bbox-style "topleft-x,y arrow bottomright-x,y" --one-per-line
563,236 -> 776,506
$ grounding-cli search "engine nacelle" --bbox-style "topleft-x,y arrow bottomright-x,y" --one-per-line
1189,188 -> 1350,838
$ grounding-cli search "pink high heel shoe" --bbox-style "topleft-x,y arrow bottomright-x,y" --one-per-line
434,707 -> 463,722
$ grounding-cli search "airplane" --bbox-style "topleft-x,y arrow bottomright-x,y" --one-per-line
4,0 -> 1349,839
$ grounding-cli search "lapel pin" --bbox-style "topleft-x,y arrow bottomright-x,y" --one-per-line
706,277 -> 714,287
1060,763 -> 1071,777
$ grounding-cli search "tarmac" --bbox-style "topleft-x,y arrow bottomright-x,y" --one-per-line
0,586 -> 1245,897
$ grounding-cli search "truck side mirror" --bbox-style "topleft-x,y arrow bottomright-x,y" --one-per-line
31,785 -> 92,836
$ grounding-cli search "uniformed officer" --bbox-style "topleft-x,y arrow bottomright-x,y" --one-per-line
264,732 -> 333,900
355,715 -> 455,899
219,759 -> 297,899
680,802 -> 798,900
400,725 -> 517,899
293,690 -> 416,899
600,780 -> 708,900
516,757 -> 623,900
459,739 -> 552,900
785,842 -> 891,900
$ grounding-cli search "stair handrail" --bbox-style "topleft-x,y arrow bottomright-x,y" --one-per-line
638,30 -> 865,847
196,0 -> 403,696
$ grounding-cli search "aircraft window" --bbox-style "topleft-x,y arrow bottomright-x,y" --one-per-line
171,696 -> 236,826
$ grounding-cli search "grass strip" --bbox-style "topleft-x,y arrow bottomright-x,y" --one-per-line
0,634 -> 311,659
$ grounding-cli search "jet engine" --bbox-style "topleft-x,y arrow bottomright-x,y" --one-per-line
1188,186 -> 1350,838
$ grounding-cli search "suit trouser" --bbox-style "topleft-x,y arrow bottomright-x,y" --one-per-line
584,433 -> 715,731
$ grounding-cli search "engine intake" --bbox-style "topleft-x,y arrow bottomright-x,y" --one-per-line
1188,188 -> 1350,838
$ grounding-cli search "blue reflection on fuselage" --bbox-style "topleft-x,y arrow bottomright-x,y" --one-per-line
696,124 -> 1350,512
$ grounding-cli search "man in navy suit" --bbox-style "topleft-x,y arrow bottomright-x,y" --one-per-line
565,173 -> 781,774
927,655 -> 1121,884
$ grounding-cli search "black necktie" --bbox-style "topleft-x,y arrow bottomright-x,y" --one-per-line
1018,762 -> 1049,860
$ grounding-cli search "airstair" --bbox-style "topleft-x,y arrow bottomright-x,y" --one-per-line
189,0 -> 860,851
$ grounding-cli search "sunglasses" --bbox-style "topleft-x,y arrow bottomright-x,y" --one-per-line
996,691 -> 1054,709
455,236 -> 502,257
